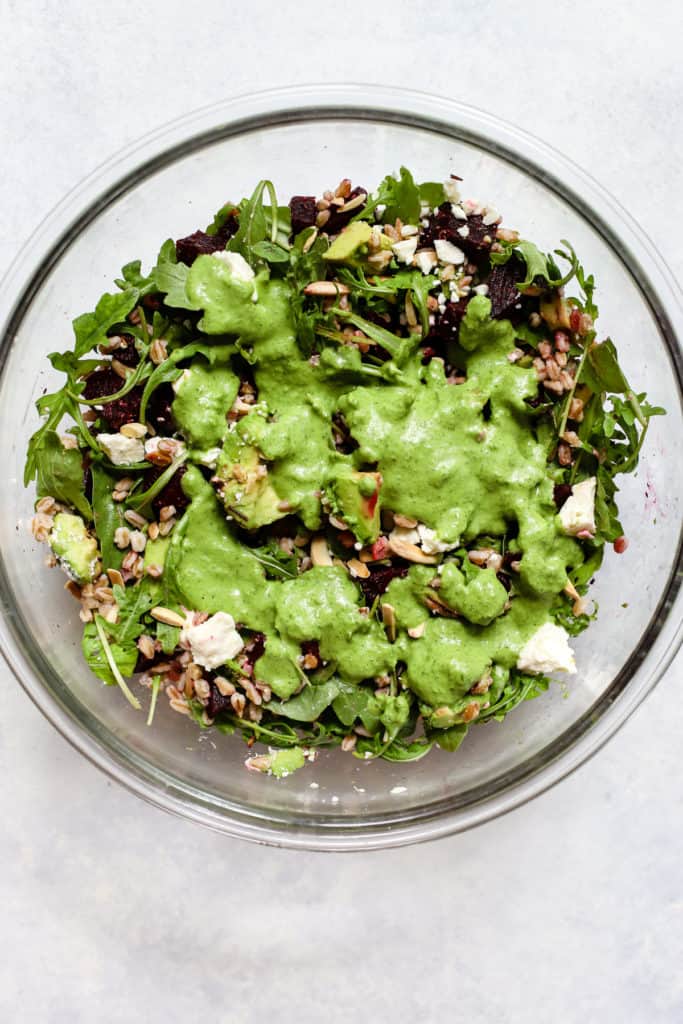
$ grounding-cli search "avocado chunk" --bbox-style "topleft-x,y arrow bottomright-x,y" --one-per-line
143,536 -> 170,572
323,221 -> 372,264
327,466 -> 381,545
215,438 -> 286,531
439,562 -> 508,626
49,513 -> 101,584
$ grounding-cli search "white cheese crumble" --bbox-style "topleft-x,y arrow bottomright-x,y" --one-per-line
212,250 -> 258,302
517,623 -> 576,675
450,204 -> 467,220
482,206 -> 500,226
443,178 -> 461,203
473,284 -> 489,296
415,250 -> 437,274
212,249 -> 255,281
197,446 -> 223,469
389,524 -> 420,546
400,224 -> 419,238
98,433 -> 145,465
417,524 -> 458,554
456,224 -> 470,238
181,611 -> 244,671
559,477 -> 597,536
434,238 -> 466,266
391,237 -> 419,265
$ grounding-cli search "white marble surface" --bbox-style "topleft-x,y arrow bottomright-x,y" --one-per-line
1,2 -> 682,1021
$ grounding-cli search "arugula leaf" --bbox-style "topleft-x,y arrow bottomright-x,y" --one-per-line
228,179 -> 278,261
268,678 -> 342,722
380,736 -> 435,762
35,431 -> 91,518
107,580 -> 157,645
332,686 -> 382,733
82,616 -> 140,707
72,289 -> 139,357
336,266 -> 434,335
115,259 -> 156,295
431,724 -> 469,752
418,181 -> 446,208
152,245 -> 200,310
250,240 -> 290,264
356,166 -> 421,225
476,671 -> 549,723
248,539 -> 298,580
491,239 -> 577,291
91,464 -> 125,570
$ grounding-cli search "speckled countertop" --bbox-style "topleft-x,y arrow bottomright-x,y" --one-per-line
1,2 -> 681,1021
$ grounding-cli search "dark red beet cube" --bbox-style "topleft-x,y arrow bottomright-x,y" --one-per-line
289,196 -> 317,237
323,187 -> 367,235
488,259 -> 522,319
359,564 -> 409,604
175,215 -> 239,267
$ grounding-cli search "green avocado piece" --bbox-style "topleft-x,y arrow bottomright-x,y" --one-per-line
49,513 -> 101,584
215,436 -> 285,531
323,221 -> 372,264
327,466 -> 381,544
143,536 -> 170,572
439,562 -> 508,626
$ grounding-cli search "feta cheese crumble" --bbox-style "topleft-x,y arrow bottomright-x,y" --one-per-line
181,611 -> 244,671
212,249 -> 255,281
391,237 -> 418,265
98,433 -> 145,465
443,178 -> 461,203
434,238 -> 466,266
415,250 -> 437,275
517,623 -> 576,675
559,477 -> 597,536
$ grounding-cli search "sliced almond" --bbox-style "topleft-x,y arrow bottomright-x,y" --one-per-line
407,622 -> 426,639
393,514 -> 418,529
150,606 -> 186,628
347,558 -> 370,579
107,568 -> 125,588
381,603 -> 397,643
388,537 -> 438,564
563,580 -> 581,601
310,536 -> 333,567
303,281 -> 350,297
120,422 -> 147,439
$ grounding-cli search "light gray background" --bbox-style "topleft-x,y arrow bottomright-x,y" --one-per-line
1,2 -> 682,1021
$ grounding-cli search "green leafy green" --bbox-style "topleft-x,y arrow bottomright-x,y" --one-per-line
491,239 -> 577,291
72,289 -> 140,357
91,464 -> 126,570
268,678 -> 342,722
248,539 -> 298,580
35,431 -> 91,518
82,616 -> 140,707
152,245 -> 200,310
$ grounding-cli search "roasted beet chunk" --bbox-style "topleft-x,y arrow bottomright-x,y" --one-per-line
207,680 -> 233,718
323,186 -> 367,235
424,297 -> 469,347
175,215 -> 239,267
359,564 -> 409,604
420,204 -> 497,262
459,214 -> 497,259
82,368 -> 143,431
82,367 -> 124,402
488,258 -> 522,319
553,483 -> 572,510
147,382 -> 177,435
289,195 -> 317,237
144,463 -> 189,514
111,334 -> 140,367
244,631 -> 266,665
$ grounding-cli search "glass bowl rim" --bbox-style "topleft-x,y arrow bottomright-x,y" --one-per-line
1,83 -> 681,851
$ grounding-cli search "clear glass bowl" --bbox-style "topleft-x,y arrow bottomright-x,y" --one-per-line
1,86 -> 681,850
